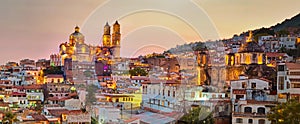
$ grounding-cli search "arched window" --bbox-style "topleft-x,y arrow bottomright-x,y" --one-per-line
258,119 -> 265,124
245,54 -> 251,64
257,107 -> 265,114
236,118 -> 243,123
248,119 -> 253,124
244,107 -> 252,113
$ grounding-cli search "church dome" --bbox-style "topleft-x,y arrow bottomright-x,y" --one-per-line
69,26 -> 85,44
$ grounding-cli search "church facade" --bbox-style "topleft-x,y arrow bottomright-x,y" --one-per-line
226,31 -> 268,81
57,21 -> 121,84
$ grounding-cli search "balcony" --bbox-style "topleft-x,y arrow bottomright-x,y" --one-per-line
233,112 -> 266,118
287,88 -> 300,94
27,93 -> 43,101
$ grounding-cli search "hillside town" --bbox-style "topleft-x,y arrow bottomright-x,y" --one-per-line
1,15 -> 300,124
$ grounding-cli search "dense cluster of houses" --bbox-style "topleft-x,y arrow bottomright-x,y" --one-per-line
1,23 -> 300,124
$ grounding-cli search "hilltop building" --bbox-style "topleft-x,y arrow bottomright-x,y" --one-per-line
58,21 -> 121,84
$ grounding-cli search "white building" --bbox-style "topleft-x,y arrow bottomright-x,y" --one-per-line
277,62 -> 300,103
130,76 -> 149,87
45,74 -> 64,84
279,36 -> 297,49
96,106 -> 121,123
230,76 -> 276,124
258,35 -> 280,52
142,80 -> 227,113
231,42 -> 241,53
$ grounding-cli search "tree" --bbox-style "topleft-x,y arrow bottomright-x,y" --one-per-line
276,29 -> 290,37
179,107 -> 214,124
43,66 -> 63,75
3,111 -> 19,124
85,84 -> 98,107
129,67 -> 148,76
267,100 -> 300,124
91,117 -> 99,124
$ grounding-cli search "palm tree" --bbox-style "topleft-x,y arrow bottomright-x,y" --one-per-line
3,111 -> 19,124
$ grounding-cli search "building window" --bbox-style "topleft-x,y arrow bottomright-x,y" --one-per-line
219,94 -> 222,98
245,54 -> 251,64
252,54 -> 257,61
242,82 -> 247,88
292,83 -> 300,88
257,107 -> 265,114
168,90 -> 170,96
258,119 -> 265,124
248,119 -> 253,124
173,91 -> 175,97
244,107 -> 252,113
212,94 -> 216,98
278,65 -> 284,71
236,118 -> 243,123
236,95 -> 244,100
279,76 -> 284,90
251,83 -> 256,89
162,90 -> 165,96
191,92 -> 195,98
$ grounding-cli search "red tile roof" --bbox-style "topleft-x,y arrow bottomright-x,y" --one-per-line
69,110 -> 84,115
11,92 -> 26,96
131,76 -> 149,80
0,102 -> 9,107
266,52 -> 286,58
124,117 -> 139,123
46,74 -> 63,78
14,85 -> 43,90
32,114 -> 48,121
286,63 -> 300,70
246,100 -> 277,104
48,109 -> 69,117
47,97 -> 71,101
48,109 -> 85,117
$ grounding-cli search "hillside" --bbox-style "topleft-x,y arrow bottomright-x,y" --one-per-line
271,13 -> 300,31
166,13 -> 300,53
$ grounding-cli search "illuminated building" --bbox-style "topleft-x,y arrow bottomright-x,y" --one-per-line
196,50 -> 209,85
226,31 -> 269,81
235,31 -> 265,65
44,74 -> 64,84
58,21 -> 122,84
50,54 -> 61,66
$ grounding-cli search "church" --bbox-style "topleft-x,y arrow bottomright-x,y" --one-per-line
57,21 -> 121,84
226,31 -> 267,80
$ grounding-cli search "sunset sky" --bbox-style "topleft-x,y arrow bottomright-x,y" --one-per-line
0,0 -> 299,64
